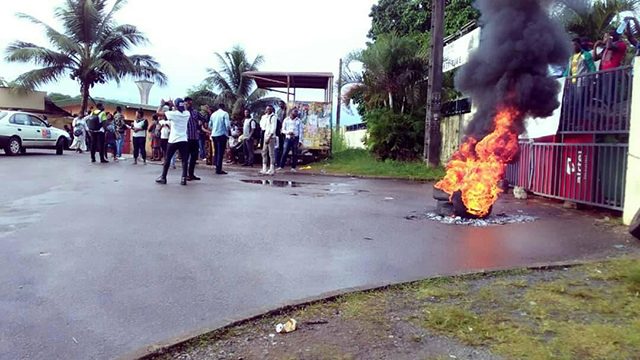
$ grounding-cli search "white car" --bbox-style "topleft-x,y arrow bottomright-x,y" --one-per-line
0,110 -> 71,156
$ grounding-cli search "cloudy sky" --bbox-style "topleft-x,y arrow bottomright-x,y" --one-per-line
1,0 -> 375,123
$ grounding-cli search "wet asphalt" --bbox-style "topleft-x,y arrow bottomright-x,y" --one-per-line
0,151 -> 637,360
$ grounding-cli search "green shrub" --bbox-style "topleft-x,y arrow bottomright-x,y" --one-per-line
331,128 -> 349,153
363,108 -> 424,161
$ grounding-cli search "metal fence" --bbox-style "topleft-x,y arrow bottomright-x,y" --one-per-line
506,142 -> 628,210
561,66 -> 633,134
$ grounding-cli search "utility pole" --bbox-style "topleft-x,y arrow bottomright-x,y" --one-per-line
424,0 -> 444,167
336,58 -> 343,130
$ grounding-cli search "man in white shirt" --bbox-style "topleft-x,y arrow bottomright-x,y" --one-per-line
156,98 -> 191,185
277,109 -> 303,171
260,105 -> 278,175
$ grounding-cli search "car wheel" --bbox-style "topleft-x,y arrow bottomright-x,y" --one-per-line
5,136 -> 21,156
56,138 -> 65,155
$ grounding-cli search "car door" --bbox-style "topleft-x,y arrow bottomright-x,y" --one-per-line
28,115 -> 55,147
8,113 -> 37,146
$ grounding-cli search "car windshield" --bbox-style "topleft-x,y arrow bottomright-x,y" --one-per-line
0,111 -> 6,120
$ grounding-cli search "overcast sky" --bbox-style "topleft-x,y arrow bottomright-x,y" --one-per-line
0,0 -> 375,123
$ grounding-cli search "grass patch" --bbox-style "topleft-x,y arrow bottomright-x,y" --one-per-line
308,149 -> 445,181
418,258 -> 640,359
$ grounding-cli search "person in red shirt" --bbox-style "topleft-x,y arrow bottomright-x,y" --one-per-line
593,30 -> 627,70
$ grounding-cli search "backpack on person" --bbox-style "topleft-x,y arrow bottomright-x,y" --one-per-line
86,113 -> 102,132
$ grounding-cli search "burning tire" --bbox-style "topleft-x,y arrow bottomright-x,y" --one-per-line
630,209 -> 640,240
451,191 -> 492,219
436,200 -> 456,217
433,186 -> 450,201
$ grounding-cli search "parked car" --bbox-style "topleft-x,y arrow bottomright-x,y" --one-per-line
0,110 -> 71,156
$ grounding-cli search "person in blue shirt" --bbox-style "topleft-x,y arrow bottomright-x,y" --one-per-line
209,103 -> 231,175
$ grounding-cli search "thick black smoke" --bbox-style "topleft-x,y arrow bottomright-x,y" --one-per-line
455,0 -> 571,139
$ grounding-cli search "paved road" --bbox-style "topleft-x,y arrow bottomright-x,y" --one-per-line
0,152 -> 637,360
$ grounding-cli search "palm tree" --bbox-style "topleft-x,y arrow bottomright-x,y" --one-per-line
558,0 -> 640,40
204,45 -> 276,118
342,34 -> 428,114
5,0 -> 167,114
0,77 -> 6,87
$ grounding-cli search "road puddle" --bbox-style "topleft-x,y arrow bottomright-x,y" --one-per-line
241,179 -> 310,188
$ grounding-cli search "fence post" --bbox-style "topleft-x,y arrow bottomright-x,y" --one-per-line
623,61 -> 640,225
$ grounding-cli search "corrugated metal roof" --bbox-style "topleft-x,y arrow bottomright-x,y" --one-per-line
243,71 -> 334,90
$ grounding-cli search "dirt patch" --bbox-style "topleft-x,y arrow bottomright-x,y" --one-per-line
145,255 -> 640,360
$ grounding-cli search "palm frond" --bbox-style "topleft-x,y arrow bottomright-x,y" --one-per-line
13,66 -> 69,90
5,41 -> 74,68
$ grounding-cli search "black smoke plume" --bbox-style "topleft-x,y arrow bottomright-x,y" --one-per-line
455,0 -> 571,139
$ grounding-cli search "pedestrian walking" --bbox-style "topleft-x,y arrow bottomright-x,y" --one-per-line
209,103 -> 231,175
70,113 -> 87,153
156,98 -> 190,185
184,97 -> 202,181
278,109 -> 303,171
131,109 -> 148,165
260,105 -> 278,175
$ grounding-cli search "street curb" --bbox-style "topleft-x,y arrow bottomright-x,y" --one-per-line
121,254 -> 639,360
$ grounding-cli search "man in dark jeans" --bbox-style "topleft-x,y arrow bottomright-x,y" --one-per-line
88,103 -> 108,163
184,97 -> 201,181
208,103 -> 230,175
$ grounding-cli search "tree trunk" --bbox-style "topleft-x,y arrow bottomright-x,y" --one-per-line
80,83 -> 90,116
388,92 -> 394,111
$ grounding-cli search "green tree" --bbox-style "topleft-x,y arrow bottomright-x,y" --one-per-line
558,0 -> 640,40
5,0 -> 167,115
185,84 -> 218,109
204,45 -> 276,119
368,0 -> 479,39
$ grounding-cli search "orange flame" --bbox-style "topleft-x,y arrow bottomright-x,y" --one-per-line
435,107 -> 521,217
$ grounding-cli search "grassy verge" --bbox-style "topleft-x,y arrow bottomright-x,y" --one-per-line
303,149 -> 445,181
150,257 -> 640,360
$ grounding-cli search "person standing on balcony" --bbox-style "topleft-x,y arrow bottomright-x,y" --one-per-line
564,38 -> 596,78
593,30 -> 627,70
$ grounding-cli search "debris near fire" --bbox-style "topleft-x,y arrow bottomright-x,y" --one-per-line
434,0 -> 570,219
425,212 -> 537,227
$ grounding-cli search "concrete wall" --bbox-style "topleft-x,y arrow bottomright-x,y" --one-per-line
623,61 -> 640,225
0,87 -> 45,111
344,129 -> 366,149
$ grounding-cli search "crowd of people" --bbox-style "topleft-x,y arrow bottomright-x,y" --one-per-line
67,98 -> 304,185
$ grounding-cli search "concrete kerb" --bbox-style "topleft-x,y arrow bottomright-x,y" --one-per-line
122,255 -> 639,360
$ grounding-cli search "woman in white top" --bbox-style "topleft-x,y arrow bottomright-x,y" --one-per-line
70,114 -> 87,153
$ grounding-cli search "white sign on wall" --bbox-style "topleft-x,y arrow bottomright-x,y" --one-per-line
443,27 -> 481,73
